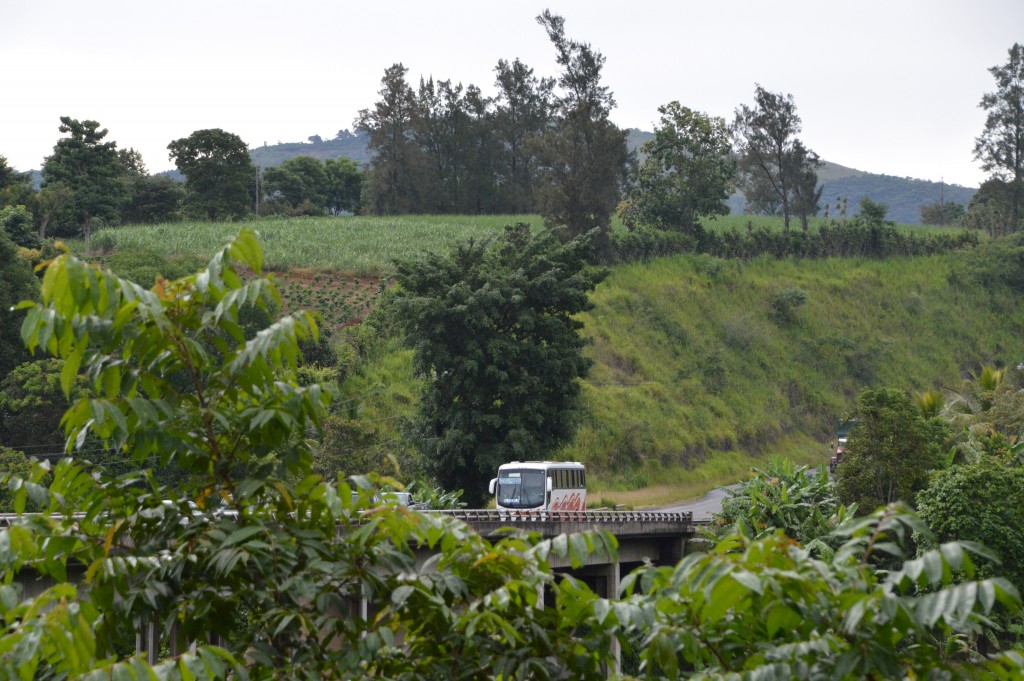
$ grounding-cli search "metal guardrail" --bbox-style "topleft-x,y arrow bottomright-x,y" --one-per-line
435,509 -> 694,524
0,509 -> 698,527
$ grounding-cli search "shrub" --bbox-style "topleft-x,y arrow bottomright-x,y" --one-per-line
917,461 -> 1024,593
770,286 -> 807,325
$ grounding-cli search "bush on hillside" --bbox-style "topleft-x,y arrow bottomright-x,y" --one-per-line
947,231 -> 1024,293
917,461 -> 1024,593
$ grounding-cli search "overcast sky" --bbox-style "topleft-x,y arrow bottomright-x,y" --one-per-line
3,0 -> 1021,188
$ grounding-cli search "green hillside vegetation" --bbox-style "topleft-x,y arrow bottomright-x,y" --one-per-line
6,230 -> 1020,677
345,241 -> 1022,503
83,215 -> 1022,505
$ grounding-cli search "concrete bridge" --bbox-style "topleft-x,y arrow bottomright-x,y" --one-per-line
438,508 -> 697,570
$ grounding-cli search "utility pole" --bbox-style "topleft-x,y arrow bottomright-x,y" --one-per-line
940,177 -> 945,225
255,164 -> 261,218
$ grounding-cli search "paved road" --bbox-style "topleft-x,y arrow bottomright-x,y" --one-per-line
653,485 -> 739,521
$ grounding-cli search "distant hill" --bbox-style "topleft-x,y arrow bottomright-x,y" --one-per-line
817,171 -> 975,225
248,130 -> 371,169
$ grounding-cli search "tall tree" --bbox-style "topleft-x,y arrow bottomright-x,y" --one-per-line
41,117 -> 129,245
355,64 -> 428,214
833,387 -> 942,513
167,128 -> 254,221
733,86 -> 822,230
323,157 -> 363,215
414,77 -> 471,212
534,11 -> 628,261
393,223 -> 605,506
621,101 -> 735,234
787,139 -> 824,228
493,58 -> 554,213
974,42 -> 1024,231
460,84 -> 503,214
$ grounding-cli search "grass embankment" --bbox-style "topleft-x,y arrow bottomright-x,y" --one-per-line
91,216 -> 1022,506
572,251 -> 1023,503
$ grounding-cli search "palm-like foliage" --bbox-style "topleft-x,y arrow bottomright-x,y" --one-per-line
713,456 -> 852,552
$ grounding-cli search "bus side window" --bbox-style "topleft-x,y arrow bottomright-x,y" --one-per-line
557,469 -> 565,488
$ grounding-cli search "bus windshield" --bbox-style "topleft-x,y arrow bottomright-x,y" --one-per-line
495,469 -> 546,509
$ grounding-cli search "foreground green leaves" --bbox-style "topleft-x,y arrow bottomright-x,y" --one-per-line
621,504 -> 1022,679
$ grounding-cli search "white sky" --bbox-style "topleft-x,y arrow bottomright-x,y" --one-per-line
2,0 -> 1020,188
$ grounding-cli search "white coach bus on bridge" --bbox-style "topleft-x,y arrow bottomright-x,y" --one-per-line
489,460 -> 586,512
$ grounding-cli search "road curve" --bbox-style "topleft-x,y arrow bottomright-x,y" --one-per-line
650,484 -> 738,521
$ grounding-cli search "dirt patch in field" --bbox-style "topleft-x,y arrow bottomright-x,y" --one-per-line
272,269 -> 389,330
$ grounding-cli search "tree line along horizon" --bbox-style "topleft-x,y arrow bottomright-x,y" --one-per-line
1,18 -> 1021,248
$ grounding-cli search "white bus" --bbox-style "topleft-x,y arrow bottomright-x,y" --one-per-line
489,461 -> 587,512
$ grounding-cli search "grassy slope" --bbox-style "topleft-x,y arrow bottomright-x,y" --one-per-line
569,252 -> 1022,503
339,248 -> 1022,506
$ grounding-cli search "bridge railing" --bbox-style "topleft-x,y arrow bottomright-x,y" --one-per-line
434,509 -> 693,524
0,508 -> 699,528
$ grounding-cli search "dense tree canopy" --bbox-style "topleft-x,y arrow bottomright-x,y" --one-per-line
261,155 -> 364,216
392,223 -> 605,506
834,387 -> 943,512
262,155 -> 329,213
353,15 -> 627,230
0,229 -> 37,376
917,461 -> 1024,593
41,117 -> 129,241
168,128 -> 254,221
621,102 -> 735,234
